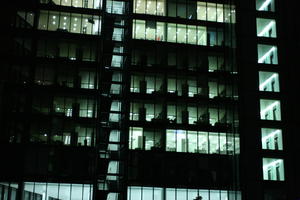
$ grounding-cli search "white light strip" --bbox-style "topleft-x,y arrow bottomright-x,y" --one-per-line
262,130 -> 280,141
259,0 -> 272,11
258,46 -> 276,63
259,73 -> 277,90
263,159 -> 282,169
258,21 -> 275,37
260,101 -> 279,115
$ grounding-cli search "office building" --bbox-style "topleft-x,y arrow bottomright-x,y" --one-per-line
0,0 -> 299,199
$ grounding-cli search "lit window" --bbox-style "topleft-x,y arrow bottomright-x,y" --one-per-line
38,10 -> 101,35
256,0 -> 275,12
207,3 -> 217,22
127,186 -> 240,200
215,4 -> 223,22
259,71 -> 280,92
129,127 -> 143,149
257,18 -> 277,38
263,158 -> 284,181
260,99 -> 281,121
257,44 -> 278,64
197,2 -> 206,21
261,128 -> 283,150
23,182 -> 93,200
176,129 -> 187,152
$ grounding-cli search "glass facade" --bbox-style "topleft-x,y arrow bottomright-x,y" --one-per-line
133,0 -> 236,23
256,0 -> 286,188
40,0 -> 102,9
0,182 -> 93,200
127,186 -> 241,200
132,20 -> 227,46
38,10 -> 101,35
129,127 -> 239,154
3,0 -> 240,198
2,0 -> 298,197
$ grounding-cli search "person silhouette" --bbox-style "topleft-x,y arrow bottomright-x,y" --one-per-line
194,196 -> 203,200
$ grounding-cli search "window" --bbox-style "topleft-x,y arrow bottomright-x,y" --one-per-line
166,129 -> 176,152
38,10 -> 101,35
176,130 -> 187,152
256,0 -> 275,12
167,23 -> 176,43
208,54 -> 224,72
217,4 -> 224,22
260,99 -> 281,121
53,97 -> 73,116
15,11 -> 34,28
259,71 -> 279,92
224,5 -> 236,23
257,18 -> 277,38
57,67 -> 74,87
129,127 -> 143,149
130,75 -> 142,93
133,19 -> 146,40
134,0 -> 166,16
209,132 -> 219,154
165,103 -> 234,127
41,0 -> 102,9
108,130 -> 120,151
109,101 -> 122,122
207,3 -> 217,22
128,187 -> 163,200
127,186 -> 240,200
132,20 -> 210,46
112,28 -> 124,41
133,0 -> 235,23
106,0 -> 125,14
261,128 -> 283,150
76,127 -> 94,146
165,77 -> 204,97
198,132 -> 209,154
165,129 -> 239,155
129,127 -> 163,150
34,65 -> 55,86
79,99 -> 95,118
23,182 -> 93,200
263,158 -> 284,181
257,44 -> 278,64
187,25 -> 197,44
166,105 -> 176,124
79,71 -> 96,89
134,0 -> 146,14
111,55 -> 123,67
37,38 -> 97,61
197,2 -> 206,20
130,103 -> 142,121
177,24 -> 187,43
197,26 -> 207,45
